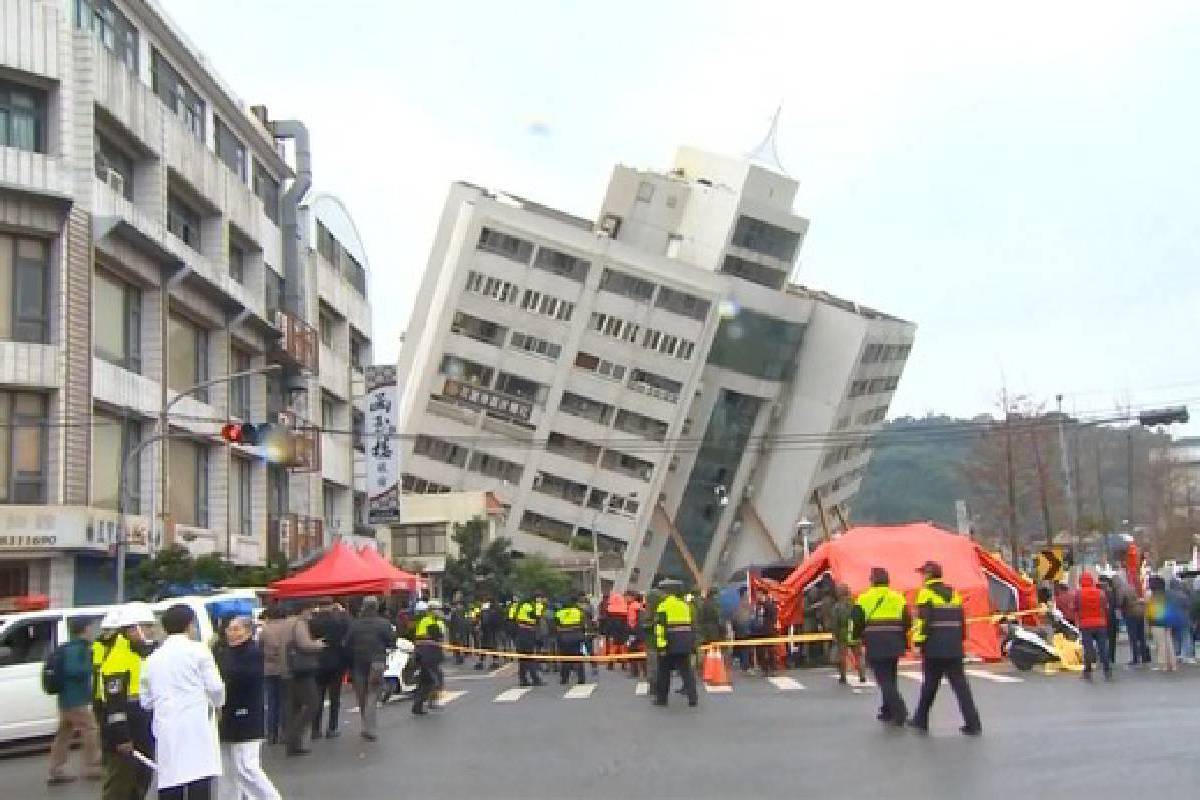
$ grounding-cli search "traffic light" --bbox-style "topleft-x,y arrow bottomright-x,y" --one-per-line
1137,406 -> 1189,427
220,422 -> 295,464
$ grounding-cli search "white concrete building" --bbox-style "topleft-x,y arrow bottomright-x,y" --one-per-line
398,147 -> 915,591
0,0 -> 372,608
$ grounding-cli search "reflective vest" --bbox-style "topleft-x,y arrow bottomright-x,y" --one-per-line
853,586 -> 909,659
913,579 -> 966,659
98,633 -> 147,749
654,595 -> 695,654
414,613 -> 445,641
92,637 -> 114,702
555,606 -> 584,630
507,603 -> 519,621
516,600 -> 544,627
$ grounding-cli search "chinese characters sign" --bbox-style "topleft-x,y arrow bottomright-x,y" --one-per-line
364,365 -> 401,524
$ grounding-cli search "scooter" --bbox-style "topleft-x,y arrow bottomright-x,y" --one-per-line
1000,607 -> 1080,671
379,637 -> 418,703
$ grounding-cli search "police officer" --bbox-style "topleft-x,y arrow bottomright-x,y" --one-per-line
850,567 -> 911,726
411,600 -> 446,715
653,580 -> 698,707
97,603 -> 157,800
909,561 -> 982,736
515,593 -> 547,687
554,594 -> 588,685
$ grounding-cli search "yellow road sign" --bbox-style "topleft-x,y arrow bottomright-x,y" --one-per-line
1035,547 -> 1065,582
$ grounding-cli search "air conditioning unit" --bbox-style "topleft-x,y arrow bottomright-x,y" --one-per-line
104,168 -> 125,196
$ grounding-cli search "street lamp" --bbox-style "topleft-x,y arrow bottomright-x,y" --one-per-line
795,517 -> 815,561
114,363 -> 284,602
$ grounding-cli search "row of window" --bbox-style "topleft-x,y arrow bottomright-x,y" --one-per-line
519,289 -> 574,322
821,444 -> 866,470
588,313 -> 696,360
848,376 -> 900,398
855,405 -> 889,425
316,222 -> 367,296
401,474 -> 451,494
477,228 -> 591,283
598,268 -> 711,323
730,215 -> 802,262
464,270 -> 520,304
510,330 -> 562,361
860,343 -> 912,364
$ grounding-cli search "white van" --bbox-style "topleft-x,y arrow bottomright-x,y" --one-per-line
0,591 -> 260,745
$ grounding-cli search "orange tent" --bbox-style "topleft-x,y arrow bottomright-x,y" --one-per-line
762,522 -> 1035,660
357,545 -> 426,593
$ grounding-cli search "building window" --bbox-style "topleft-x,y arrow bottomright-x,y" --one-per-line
169,439 -> 208,527
253,162 -> 280,225
641,327 -> 696,360
495,372 -> 546,405
532,247 -> 589,282
321,392 -> 339,430
412,435 -> 467,467
94,130 -> 134,199
614,409 -> 669,441
519,290 -> 573,322
92,412 -> 140,512
599,268 -> 655,302
167,314 -> 209,401
573,351 -> 625,382
151,49 -> 205,141
167,192 -> 202,251
468,451 -> 523,483
229,348 -> 251,419
509,331 -> 561,361
465,271 -> 519,304
0,80 -> 47,153
654,286 -> 710,322
214,117 -> 247,181
264,269 -> 283,312
350,331 -> 368,372
730,215 -> 801,262
636,180 -> 655,202
559,392 -> 613,425
438,354 -> 494,386
719,255 -> 786,290
477,227 -> 533,264
344,254 -> 366,296
0,392 -> 47,504
627,369 -> 681,403
231,457 -> 252,538
75,0 -> 139,72
228,240 -> 246,284
94,270 -> 142,372
318,309 -> 334,347
0,235 -> 50,344
589,312 -> 640,344
708,309 -> 805,382
401,474 -> 451,494
393,523 -> 447,556
317,222 -> 337,264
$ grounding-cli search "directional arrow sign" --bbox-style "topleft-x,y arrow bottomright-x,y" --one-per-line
1035,547 -> 1064,582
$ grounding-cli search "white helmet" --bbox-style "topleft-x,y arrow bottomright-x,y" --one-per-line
100,609 -> 123,630
427,599 -> 443,611
116,602 -> 156,628
414,601 -> 429,613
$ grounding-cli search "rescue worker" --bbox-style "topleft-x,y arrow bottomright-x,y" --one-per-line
92,611 -> 122,728
449,599 -> 470,665
515,593 -> 547,687
505,597 -> 520,652
849,567 -> 911,726
97,603 -> 157,800
653,580 -> 698,707
475,598 -> 502,671
411,600 -> 446,715
626,593 -> 645,679
603,591 -> 629,670
909,561 -> 982,736
554,594 -> 588,685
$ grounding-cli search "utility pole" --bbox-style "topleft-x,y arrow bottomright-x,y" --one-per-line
1029,425 -> 1054,544
1056,395 -> 1078,553
1095,437 -> 1110,566
1002,390 -> 1020,567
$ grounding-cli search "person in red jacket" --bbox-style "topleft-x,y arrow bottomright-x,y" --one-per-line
1072,571 -> 1113,681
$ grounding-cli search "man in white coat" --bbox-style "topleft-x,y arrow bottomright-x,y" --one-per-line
140,604 -> 225,800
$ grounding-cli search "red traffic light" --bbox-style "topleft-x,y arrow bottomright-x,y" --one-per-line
221,422 -> 267,446
220,421 -> 295,465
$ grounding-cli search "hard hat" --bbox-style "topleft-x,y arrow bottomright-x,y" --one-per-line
100,609 -> 123,630
414,601 -> 429,613
117,602 -> 156,627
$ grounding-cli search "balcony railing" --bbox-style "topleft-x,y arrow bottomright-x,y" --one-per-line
270,309 -> 319,373
268,514 -> 325,563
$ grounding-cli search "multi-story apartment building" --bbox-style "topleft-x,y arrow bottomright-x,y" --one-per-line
396,147 -> 915,592
0,0 -> 372,608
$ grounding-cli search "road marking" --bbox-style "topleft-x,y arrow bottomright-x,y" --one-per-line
966,669 -> 1023,683
767,676 -> 805,691
832,675 -> 877,688
704,683 -> 733,693
564,684 -> 596,700
437,690 -> 467,704
899,670 -> 924,682
493,687 -> 533,703
635,682 -> 650,696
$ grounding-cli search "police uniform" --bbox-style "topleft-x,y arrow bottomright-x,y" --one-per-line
653,586 -> 698,706
554,601 -> 587,685
910,565 -> 982,735
515,597 -> 547,686
412,611 -> 446,715
98,632 -> 155,800
849,574 -> 911,725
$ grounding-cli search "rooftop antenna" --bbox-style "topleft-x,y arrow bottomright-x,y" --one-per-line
746,105 -> 788,175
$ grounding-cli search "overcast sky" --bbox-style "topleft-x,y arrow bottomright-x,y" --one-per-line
163,0 -> 1200,430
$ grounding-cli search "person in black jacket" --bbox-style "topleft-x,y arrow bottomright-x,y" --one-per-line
345,597 -> 396,740
309,600 -> 351,739
215,616 -> 282,800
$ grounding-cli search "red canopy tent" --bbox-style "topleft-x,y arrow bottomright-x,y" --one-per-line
269,540 -> 394,598
356,545 -> 426,593
762,522 -> 1035,660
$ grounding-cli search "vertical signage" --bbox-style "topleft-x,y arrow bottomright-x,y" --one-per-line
364,365 -> 401,524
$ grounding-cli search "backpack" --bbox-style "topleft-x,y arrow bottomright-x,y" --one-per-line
41,644 -> 66,695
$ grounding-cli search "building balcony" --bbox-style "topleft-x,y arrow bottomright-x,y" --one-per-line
321,432 -> 353,487
0,341 -> 61,389
92,45 -> 166,158
319,343 -> 350,400
0,146 -> 71,199
92,358 -> 159,418
269,309 -> 319,373
268,514 -> 324,564
317,257 -> 371,335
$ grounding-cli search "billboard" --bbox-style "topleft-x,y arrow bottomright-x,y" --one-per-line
364,365 -> 401,524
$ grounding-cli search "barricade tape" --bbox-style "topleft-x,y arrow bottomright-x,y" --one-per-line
431,606 -> 1049,663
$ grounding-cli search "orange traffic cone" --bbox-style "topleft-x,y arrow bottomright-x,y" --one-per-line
702,646 -> 730,686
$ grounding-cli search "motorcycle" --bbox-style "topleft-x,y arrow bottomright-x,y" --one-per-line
1000,607 -> 1081,671
379,637 -> 419,703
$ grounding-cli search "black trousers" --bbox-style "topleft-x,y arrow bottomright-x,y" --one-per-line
412,668 -> 438,713
284,674 -> 318,751
911,657 -> 981,730
312,667 -> 345,736
867,657 -> 907,723
159,776 -> 213,800
558,636 -> 584,684
516,629 -> 542,685
655,652 -> 697,705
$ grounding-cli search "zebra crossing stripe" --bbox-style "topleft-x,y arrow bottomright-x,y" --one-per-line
965,668 -> 1023,683
493,687 -> 533,703
704,683 -> 733,693
767,676 -> 805,691
899,670 -> 923,682
634,682 -> 650,696
564,684 -> 596,700
437,690 -> 467,704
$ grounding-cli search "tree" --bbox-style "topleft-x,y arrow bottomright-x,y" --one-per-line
511,554 -> 573,599
130,545 -> 288,600
442,518 -> 514,600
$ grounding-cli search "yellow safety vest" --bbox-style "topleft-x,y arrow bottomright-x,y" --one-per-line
853,586 -> 909,657
516,601 -> 544,627
654,595 -> 695,653
913,579 -> 965,658
414,613 -> 445,641
555,606 -> 584,629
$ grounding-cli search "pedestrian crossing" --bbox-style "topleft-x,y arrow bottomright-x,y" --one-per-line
766,676 -> 805,691
899,669 -> 1025,684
